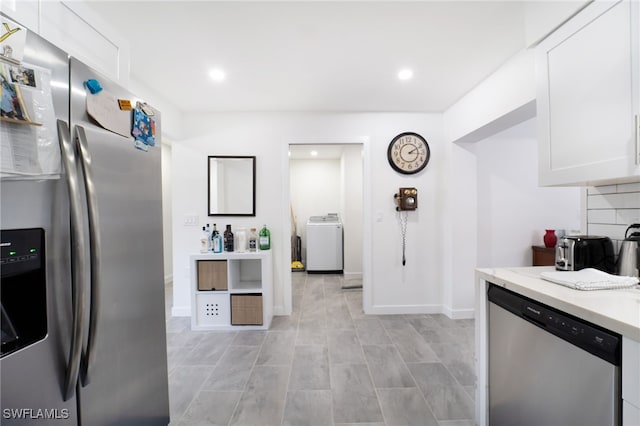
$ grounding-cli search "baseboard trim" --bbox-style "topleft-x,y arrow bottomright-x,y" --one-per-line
367,304 -> 442,315
442,306 -> 475,320
168,303 -> 475,320
344,272 -> 363,280
366,304 -> 475,319
273,305 -> 287,316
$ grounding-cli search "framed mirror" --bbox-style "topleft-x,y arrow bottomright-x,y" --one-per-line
208,156 -> 256,216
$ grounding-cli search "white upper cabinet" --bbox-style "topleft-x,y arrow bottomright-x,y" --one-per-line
40,2 -> 130,86
2,1 -> 129,87
536,0 -> 639,186
1,1 -> 39,33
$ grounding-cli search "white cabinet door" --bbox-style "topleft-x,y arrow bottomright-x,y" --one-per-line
537,0 -> 639,186
1,0 -> 40,33
2,1 -> 130,86
39,1 -> 130,86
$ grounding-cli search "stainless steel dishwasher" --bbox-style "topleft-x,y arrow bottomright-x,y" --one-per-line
488,284 -> 621,426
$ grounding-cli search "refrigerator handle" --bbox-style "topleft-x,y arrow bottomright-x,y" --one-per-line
75,125 -> 101,388
57,120 -> 88,401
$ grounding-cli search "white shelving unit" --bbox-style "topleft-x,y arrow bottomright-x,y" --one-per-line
190,251 -> 273,331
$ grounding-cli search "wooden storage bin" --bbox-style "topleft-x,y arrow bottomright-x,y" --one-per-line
230,294 -> 263,325
198,260 -> 228,291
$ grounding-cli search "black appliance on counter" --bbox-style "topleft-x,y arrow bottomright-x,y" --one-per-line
555,235 -> 615,273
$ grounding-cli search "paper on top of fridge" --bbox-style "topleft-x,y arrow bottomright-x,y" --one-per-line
1,63 -> 60,180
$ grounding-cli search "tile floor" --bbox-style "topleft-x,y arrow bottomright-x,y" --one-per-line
165,273 -> 476,426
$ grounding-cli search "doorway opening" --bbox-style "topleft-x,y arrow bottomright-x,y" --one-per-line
287,143 -> 364,316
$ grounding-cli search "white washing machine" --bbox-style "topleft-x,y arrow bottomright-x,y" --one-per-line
306,214 -> 343,273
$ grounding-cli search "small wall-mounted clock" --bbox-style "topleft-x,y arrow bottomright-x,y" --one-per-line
387,132 -> 430,174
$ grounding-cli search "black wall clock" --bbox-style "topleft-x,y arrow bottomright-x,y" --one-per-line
387,132 -> 430,174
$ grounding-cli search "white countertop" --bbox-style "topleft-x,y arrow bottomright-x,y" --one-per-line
477,266 -> 640,341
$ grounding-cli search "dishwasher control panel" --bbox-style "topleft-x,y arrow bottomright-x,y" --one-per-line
488,284 -> 621,365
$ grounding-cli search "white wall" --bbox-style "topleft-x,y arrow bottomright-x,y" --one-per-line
341,145 -> 364,279
441,47 -> 581,316
440,118 -> 581,318
443,49 -> 536,145
473,118 -> 581,267
171,115 -> 583,320
171,112 -> 448,317
445,141 -> 479,317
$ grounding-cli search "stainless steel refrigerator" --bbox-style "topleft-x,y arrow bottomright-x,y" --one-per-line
1,15 -> 170,426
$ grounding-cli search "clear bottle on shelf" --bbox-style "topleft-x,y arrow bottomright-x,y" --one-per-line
205,224 -> 212,251
200,226 -> 211,253
235,227 -> 247,252
259,224 -> 270,250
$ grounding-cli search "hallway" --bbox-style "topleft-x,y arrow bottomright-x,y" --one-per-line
165,273 -> 475,425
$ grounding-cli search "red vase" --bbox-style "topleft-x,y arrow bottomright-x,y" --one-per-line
543,229 -> 557,248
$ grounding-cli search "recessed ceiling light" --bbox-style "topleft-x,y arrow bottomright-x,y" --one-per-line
310,150 -> 318,157
209,69 -> 226,82
398,69 -> 413,81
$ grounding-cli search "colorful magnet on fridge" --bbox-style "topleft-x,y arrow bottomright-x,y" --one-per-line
139,102 -> 154,116
131,107 -> 156,147
118,99 -> 133,110
85,79 -> 102,94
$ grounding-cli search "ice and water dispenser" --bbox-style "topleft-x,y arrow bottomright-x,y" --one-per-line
1,228 -> 47,357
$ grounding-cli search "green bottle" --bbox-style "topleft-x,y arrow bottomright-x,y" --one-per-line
259,224 -> 271,250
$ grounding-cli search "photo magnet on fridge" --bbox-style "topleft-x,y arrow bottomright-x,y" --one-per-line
131,105 -> 156,151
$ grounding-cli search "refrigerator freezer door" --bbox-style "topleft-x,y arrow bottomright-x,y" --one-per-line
69,58 -> 169,425
0,24 -> 78,424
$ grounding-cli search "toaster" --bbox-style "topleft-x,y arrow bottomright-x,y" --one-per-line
555,235 -> 615,273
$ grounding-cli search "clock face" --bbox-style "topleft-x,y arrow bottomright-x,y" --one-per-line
387,132 -> 430,174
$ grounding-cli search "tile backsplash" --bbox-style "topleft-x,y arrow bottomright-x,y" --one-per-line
586,182 -> 640,250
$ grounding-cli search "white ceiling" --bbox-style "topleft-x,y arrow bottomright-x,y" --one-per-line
85,1 -> 527,113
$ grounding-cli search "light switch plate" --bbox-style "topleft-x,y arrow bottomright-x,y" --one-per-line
183,215 -> 199,226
